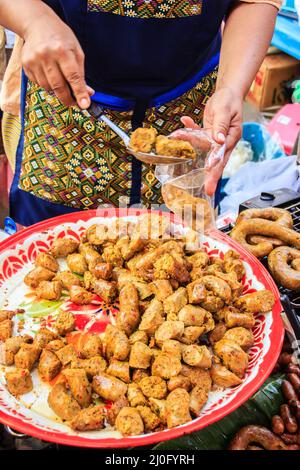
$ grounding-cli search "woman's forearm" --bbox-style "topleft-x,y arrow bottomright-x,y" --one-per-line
217,2 -> 278,98
0,0 -> 63,39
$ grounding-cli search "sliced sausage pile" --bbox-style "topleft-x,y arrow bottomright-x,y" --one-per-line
1,215 -> 276,436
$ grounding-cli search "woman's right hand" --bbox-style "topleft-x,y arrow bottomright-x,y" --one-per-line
21,15 -> 93,108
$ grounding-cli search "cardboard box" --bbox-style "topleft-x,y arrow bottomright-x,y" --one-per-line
246,53 -> 300,110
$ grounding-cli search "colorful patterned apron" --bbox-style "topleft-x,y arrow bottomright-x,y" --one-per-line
10,0 -> 233,226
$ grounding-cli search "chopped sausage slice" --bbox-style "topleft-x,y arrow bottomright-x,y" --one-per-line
182,345 -> 212,369
67,253 -> 88,275
0,309 -> 22,322
92,373 -> 128,402
71,355 -> 107,378
189,385 -> 209,415
127,383 -> 148,407
139,376 -> 167,399
178,304 -> 208,327
115,407 -> 144,436
104,325 -> 130,361
56,344 -> 77,366
24,267 -> 55,288
138,299 -> 164,336
63,368 -> 92,408
48,383 -> 81,421
186,280 -> 207,304
151,280 -> 173,302
166,388 -> 192,428
78,333 -> 102,359
5,368 -> 33,396
14,344 -> 40,371
107,359 -> 130,383
45,339 -> 66,352
163,287 -> 188,317
210,363 -> 242,388
168,375 -> 191,392
214,339 -> 249,378
54,271 -> 82,290
70,405 -> 105,431
154,321 -> 184,346
55,311 -> 75,336
0,319 -> 13,342
136,405 -> 161,432
0,335 -> 31,366
129,330 -> 148,345
89,260 -> 113,280
223,327 -> 255,351
161,340 -> 182,359
69,286 -> 93,305
152,353 -> 182,379
35,252 -> 59,272
129,342 -> 152,369
33,328 -> 57,349
180,326 -> 205,345
36,280 -> 62,301
38,349 -> 61,381
234,290 -> 275,313
107,396 -> 129,426
132,369 -> 150,384
93,279 -> 118,303
180,365 -> 212,390
50,238 -> 79,258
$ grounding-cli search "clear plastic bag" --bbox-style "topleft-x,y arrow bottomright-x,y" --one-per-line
155,129 -> 225,233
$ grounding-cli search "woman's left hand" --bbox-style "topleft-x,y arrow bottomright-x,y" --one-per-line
172,87 -> 243,196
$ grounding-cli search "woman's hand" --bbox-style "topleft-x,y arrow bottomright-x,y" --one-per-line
173,87 -> 243,196
21,16 -> 93,108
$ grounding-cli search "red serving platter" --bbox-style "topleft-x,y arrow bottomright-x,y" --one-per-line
0,208 -> 283,448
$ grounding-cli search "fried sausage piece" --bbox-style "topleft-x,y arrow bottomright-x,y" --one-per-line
210,363 -> 242,387
45,339 -> 66,352
63,368 -> 92,408
92,373 -> 128,402
136,405 -> 161,432
129,330 -> 148,345
67,253 -> 87,275
69,285 -> 93,305
24,267 -> 55,288
178,304 -> 209,327
182,345 -> 212,369
50,238 -> 79,258
153,253 -> 190,284
163,287 -> 188,317
152,352 -> 182,380
104,325 -> 130,361
186,280 -> 207,305
35,252 -> 59,272
180,326 -> 205,345
181,365 -> 212,390
93,279 -> 118,303
201,275 -> 232,304
236,207 -> 293,228
190,385 -> 209,415
107,359 -> 130,383
155,320 -> 184,346
56,344 -> 77,366
36,280 -> 62,301
89,260 -> 113,280
130,127 -> 157,153
115,407 -> 144,436
139,376 -> 167,399
222,307 -> 255,329
70,405 -> 105,431
78,333 -> 102,359
0,319 -> 13,342
228,425 -> 287,450
166,388 -> 192,428
0,309 -> 22,322
129,342 -> 152,369
54,271 -> 82,290
33,327 -> 57,349
71,356 -> 107,378
132,369 -> 150,384
161,340 -> 182,359
14,344 -> 40,371
38,349 -> 61,381
138,299 -> 164,336
223,327 -> 254,351
0,335 -> 31,366
79,243 -> 102,265
117,283 -> 140,336
107,396 -> 129,426
5,368 -> 33,396
149,398 -> 167,425
152,280 -> 173,302
48,383 -> 81,421
188,251 -> 209,269
55,311 -> 75,336
127,383 -> 148,407
208,322 -> 227,345
214,339 -> 248,378
234,290 -> 275,313
223,250 -> 245,281
168,375 -> 191,392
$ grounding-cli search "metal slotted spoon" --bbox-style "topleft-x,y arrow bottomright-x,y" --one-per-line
87,101 -> 192,165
